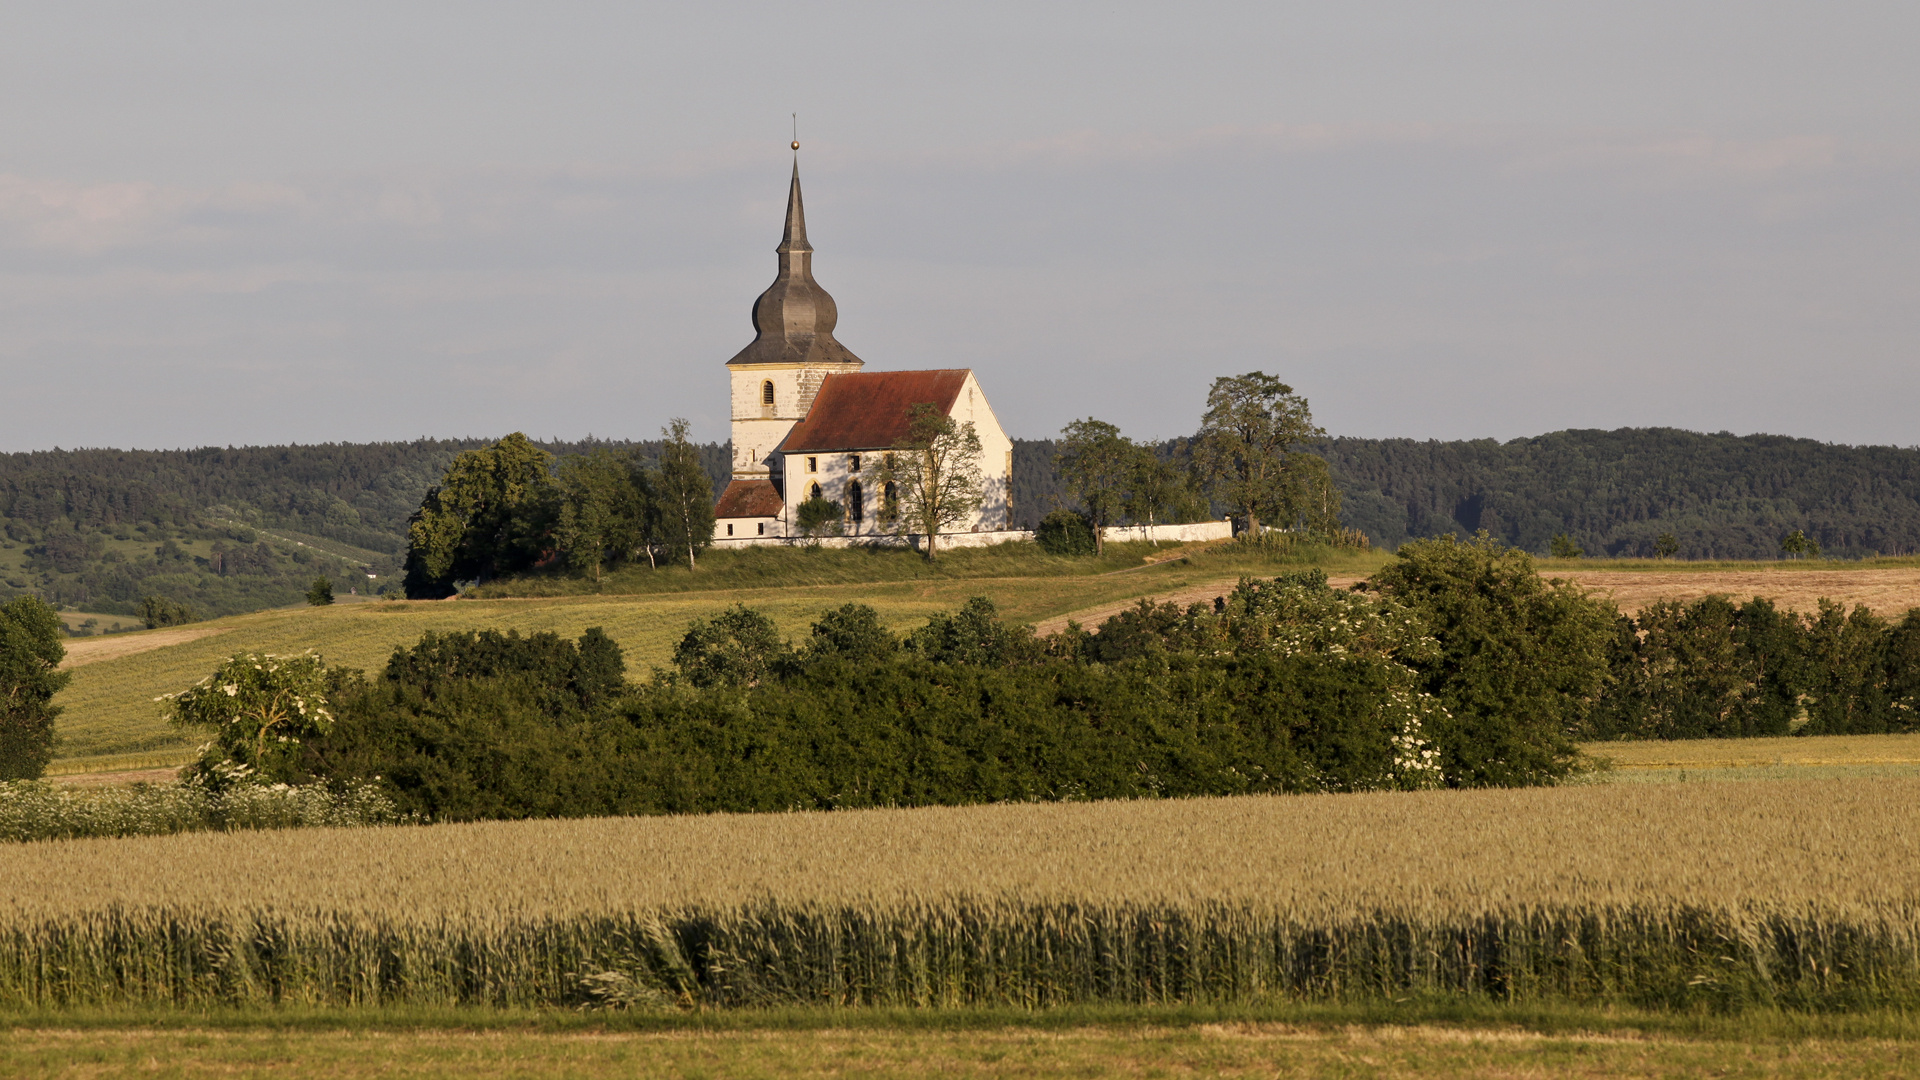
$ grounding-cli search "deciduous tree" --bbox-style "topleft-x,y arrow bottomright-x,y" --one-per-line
1371,532 -> 1614,787
879,404 -> 985,561
654,419 -> 716,571
169,651 -> 335,788
1191,372 -> 1332,535
0,596 -> 68,780
555,449 -> 647,585
1122,449 -> 1206,544
1056,418 -> 1133,555
403,433 -> 558,597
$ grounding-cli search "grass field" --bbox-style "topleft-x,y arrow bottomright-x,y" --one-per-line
7,780 -> 1920,1011
1579,734 -> 1920,785
45,541 -> 1383,767
7,1006 -> 1920,1078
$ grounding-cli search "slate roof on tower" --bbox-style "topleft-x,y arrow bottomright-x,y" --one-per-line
776,370 -> 973,453
726,162 -> 864,369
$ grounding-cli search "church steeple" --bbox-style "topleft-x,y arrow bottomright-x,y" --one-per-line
727,157 -> 862,368
779,161 -> 811,255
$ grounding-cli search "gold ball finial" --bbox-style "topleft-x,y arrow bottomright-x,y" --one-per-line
791,140 -> 800,151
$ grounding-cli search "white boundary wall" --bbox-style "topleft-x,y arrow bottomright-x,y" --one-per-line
709,529 -> 1033,552
708,521 -> 1231,551
1103,521 -> 1233,544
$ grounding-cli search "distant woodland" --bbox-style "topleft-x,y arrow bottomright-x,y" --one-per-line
3,427 -> 1917,620
1021,428 -> 1920,559
0,440 -> 729,619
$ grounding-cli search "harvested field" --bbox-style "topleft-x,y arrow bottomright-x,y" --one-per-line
6,781 -> 1920,1009
1039,566 -> 1920,635
1555,567 -> 1920,616
59,627 -> 228,670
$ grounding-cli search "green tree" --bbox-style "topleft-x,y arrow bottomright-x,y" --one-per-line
139,595 -> 200,629
1056,418 -> 1133,555
169,651 -> 335,787
306,577 -> 335,606
1120,449 -> 1204,543
0,596 -> 69,780
878,403 -> 985,561
794,497 -> 845,543
673,605 -> 787,688
403,433 -> 558,597
1191,372 -> 1332,535
1655,532 -> 1680,559
804,603 -> 897,665
555,449 -> 646,586
654,418 -> 716,571
1548,533 -> 1583,558
1781,529 -> 1820,559
1371,532 -> 1614,786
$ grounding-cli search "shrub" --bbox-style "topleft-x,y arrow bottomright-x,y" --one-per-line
306,576 -> 335,606
0,779 -> 404,843
168,652 -> 336,788
671,606 -> 786,688
139,595 -> 200,628
1034,509 -> 1096,556
1371,532 -> 1613,785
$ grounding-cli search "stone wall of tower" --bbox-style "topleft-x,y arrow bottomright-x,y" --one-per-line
728,361 -> 862,479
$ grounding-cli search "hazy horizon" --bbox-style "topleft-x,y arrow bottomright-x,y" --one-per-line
3,3 -> 1915,452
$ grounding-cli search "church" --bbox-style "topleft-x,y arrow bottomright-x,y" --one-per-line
711,157 -> 1015,545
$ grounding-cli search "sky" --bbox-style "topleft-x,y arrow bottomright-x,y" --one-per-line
1,1 -> 1916,451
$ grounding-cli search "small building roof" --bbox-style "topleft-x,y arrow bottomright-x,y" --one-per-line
713,478 -> 784,519
776,369 -> 973,454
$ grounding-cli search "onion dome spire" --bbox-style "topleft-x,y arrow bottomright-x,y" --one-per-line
726,156 -> 863,368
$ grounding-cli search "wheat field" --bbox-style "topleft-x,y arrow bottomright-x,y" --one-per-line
5,780 -> 1919,1010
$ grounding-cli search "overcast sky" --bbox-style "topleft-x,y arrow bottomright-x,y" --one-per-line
2,2 -> 1916,451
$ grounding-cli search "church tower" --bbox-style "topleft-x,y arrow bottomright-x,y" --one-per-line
726,158 -> 863,482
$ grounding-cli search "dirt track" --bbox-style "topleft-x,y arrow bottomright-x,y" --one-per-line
1034,568 -> 1920,636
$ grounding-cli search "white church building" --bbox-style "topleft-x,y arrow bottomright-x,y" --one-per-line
712,159 -> 1017,546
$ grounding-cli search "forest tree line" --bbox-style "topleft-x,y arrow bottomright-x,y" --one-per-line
5,420 -> 1920,617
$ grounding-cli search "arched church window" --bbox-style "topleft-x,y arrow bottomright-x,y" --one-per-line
848,480 -> 864,525
810,482 -> 823,501
762,380 -> 775,406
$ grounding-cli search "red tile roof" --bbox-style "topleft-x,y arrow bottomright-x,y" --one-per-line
714,478 -> 784,518
776,370 -> 972,454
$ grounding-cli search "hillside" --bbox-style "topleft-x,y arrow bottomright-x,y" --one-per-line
0,438 -> 731,619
